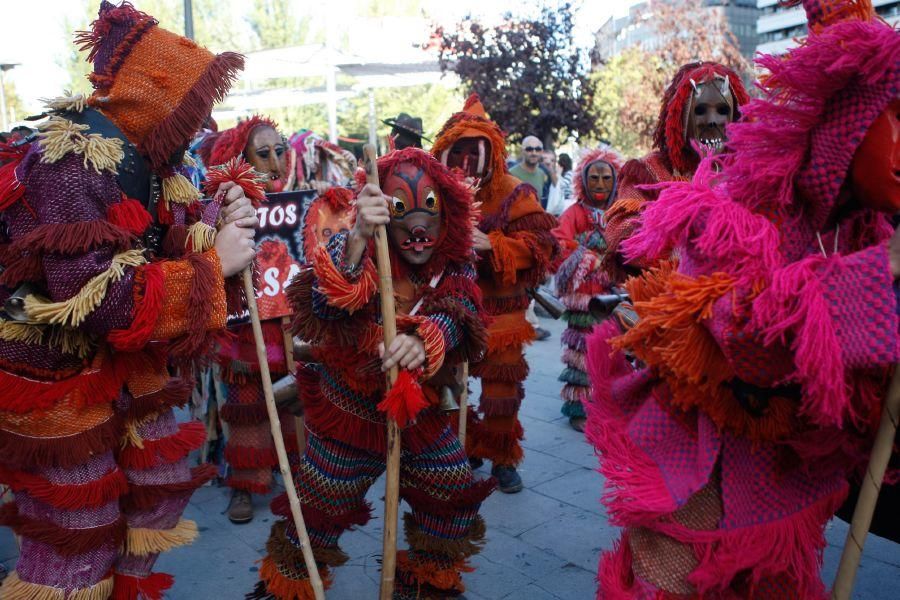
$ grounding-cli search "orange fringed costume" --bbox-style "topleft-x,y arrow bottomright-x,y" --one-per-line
431,95 -> 558,467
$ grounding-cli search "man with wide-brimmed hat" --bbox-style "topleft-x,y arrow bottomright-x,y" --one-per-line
383,112 -> 430,150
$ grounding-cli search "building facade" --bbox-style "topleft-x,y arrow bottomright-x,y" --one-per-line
757,0 -> 900,55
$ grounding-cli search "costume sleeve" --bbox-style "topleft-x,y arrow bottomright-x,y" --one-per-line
485,186 -> 558,288
421,262 -> 488,366
551,205 -> 582,262
8,142 -> 225,355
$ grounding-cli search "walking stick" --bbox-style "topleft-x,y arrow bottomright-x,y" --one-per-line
360,144 -> 402,600
458,362 -> 469,448
281,315 -> 306,456
832,366 -> 900,599
242,269 -> 325,600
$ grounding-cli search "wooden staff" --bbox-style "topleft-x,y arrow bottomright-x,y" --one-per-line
458,361 -> 469,448
281,315 -> 306,456
832,366 -> 900,599
242,269 -> 324,600
360,144 -> 401,600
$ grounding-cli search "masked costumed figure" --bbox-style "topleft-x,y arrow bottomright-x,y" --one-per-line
551,147 -> 625,432
250,148 -> 493,600
585,0 -> 900,596
0,2 -> 257,597
431,94 -> 558,493
200,116 -> 302,524
290,131 -> 357,195
604,62 -> 749,271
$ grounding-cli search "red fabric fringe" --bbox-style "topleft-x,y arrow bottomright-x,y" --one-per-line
0,464 -> 128,511
468,419 -> 524,466
377,370 -> 429,429
311,245 -> 377,313
109,263 -> 165,352
123,463 -> 216,511
0,413 -> 121,470
219,401 -> 269,426
0,356 -> 128,414
0,252 -> 44,286
111,571 -> 174,600
400,478 -> 496,516
9,220 -> 134,256
0,502 -> 126,556
107,196 -> 153,236
225,477 -> 270,495
126,377 -> 193,421
223,444 -> 276,470
117,421 -> 206,470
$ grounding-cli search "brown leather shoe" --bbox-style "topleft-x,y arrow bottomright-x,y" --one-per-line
569,416 -> 586,432
227,489 -> 254,524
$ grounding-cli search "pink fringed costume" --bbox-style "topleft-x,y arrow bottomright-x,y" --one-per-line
551,148 -> 625,420
585,1 -> 900,597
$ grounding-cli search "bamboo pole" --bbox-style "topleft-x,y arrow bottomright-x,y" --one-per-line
281,315 -> 305,456
832,366 -> 900,599
242,269 -> 324,600
360,144 -> 402,600
458,362 -> 469,448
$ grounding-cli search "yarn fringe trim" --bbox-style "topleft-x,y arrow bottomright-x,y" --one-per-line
0,412 -> 121,470
396,551 -> 471,594
248,556 -> 332,600
110,572 -> 174,600
117,420 -> 206,470
123,519 -> 198,557
310,245 -> 377,313
123,463 -> 217,511
0,464 -> 128,511
0,571 -> 114,600
0,502 -> 125,557
403,513 -> 487,561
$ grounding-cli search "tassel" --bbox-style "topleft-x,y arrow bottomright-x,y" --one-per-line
203,156 -> 266,204
107,196 -> 152,236
0,142 -> 28,211
161,172 -> 200,209
376,370 -> 428,428
185,220 -> 217,253
42,91 -> 87,113
111,572 -> 174,600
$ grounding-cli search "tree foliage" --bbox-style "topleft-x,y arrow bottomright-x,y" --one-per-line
589,0 -> 752,157
434,2 -> 596,149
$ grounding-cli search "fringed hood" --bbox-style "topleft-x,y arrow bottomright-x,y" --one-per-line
431,93 -> 509,199
76,1 -> 243,173
573,146 -> 625,206
653,62 -> 750,176
204,115 -> 278,168
359,147 -> 475,278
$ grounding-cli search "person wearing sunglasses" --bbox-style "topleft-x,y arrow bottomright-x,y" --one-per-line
510,136 -> 551,209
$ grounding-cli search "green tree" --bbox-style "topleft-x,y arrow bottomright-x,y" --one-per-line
1,75 -> 27,126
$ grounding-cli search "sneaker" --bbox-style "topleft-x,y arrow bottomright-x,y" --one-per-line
469,456 -> 484,470
491,465 -> 523,494
227,489 -> 254,524
569,416 -> 586,432
534,327 -> 551,341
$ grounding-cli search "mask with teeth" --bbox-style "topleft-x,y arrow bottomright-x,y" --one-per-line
245,124 -> 289,193
686,78 -> 736,155
383,161 -> 442,266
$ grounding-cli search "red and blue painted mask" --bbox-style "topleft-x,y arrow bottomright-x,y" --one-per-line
383,161 -> 442,266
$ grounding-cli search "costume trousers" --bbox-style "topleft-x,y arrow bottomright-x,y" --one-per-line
468,311 -> 533,467
0,396 -> 212,599
251,421 -> 492,600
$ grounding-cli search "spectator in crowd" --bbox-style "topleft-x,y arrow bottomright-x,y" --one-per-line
382,112 -> 430,150
509,135 -> 549,207
557,152 -> 574,211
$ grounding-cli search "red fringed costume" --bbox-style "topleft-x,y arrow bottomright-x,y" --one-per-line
204,117 -> 300,499
251,148 -> 493,600
605,62 -> 749,271
0,2 -> 244,598
431,94 -> 558,469
585,1 -> 900,596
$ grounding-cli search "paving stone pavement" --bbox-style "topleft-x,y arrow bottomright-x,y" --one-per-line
2,316 -> 899,598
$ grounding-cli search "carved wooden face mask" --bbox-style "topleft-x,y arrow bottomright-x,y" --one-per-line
245,125 -> 288,192
584,161 -> 616,207
686,78 -> 735,154
383,161 -> 442,266
442,136 -> 491,180
851,98 -> 900,213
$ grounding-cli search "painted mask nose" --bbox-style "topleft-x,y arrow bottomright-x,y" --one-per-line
411,224 -> 427,237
